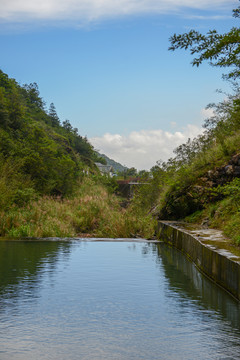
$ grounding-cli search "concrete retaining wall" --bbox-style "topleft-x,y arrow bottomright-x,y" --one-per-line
157,221 -> 240,301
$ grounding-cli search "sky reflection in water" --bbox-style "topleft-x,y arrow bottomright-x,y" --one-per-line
0,240 -> 239,360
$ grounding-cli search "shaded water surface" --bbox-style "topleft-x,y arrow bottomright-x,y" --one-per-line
0,239 -> 240,360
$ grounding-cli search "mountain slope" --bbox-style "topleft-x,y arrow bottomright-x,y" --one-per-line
0,70 -> 103,206
98,153 -> 128,173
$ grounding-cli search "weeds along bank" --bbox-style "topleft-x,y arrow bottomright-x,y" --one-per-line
0,177 -> 156,239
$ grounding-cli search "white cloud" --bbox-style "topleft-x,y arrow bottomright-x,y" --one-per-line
0,0 -> 234,23
90,124 -> 203,170
184,14 -> 232,20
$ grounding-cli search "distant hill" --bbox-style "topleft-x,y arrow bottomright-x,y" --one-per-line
98,153 -> 128,173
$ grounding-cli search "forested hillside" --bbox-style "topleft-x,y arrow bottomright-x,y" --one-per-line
0,69 -> 105,208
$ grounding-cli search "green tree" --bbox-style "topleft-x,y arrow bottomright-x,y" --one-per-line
125,167 -> 138,177
48,102 -> 60,127
23,83 -> 45,109
7,87 -> 25,129
169,2 -> 240,80
0,88 -> 9,128
62,119 -> 73,132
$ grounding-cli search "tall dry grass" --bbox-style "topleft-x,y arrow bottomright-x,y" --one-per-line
0,178 -> 156,239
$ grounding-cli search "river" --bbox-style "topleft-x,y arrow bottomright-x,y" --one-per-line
0,239 -> 239,359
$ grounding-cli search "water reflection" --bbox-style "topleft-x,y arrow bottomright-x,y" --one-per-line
0,240 -> 74,312
0,240 -> 239,360
155,243 -> 240,329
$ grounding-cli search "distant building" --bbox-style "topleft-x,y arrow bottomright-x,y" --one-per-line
95,163 -> 114,177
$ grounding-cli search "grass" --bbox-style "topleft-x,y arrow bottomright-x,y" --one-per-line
185,194 -> 240,246
0,177 -> 157,239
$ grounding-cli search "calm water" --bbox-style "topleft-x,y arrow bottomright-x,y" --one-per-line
0,239 -> 240,360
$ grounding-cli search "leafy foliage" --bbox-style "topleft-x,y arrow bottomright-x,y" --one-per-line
169,2 -> 240,80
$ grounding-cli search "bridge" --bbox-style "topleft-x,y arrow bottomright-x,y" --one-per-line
117,179 -> 148,198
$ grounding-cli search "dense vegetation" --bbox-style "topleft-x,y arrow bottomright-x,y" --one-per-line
0,70 -> 156,239
132,2 -> 240,245
0,70 -> 104,202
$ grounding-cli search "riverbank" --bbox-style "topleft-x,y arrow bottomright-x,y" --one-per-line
157,221 -> 240,301
0,177 -> 156,239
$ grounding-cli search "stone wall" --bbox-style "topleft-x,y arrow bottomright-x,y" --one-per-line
157,221 -> 240,301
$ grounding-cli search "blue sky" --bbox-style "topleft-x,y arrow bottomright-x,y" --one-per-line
0,0 -> 238,169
